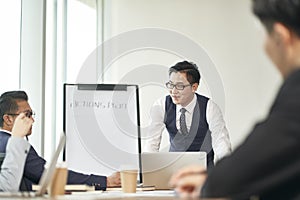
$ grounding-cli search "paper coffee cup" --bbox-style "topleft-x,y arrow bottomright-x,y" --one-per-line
120,170 -> 138,193
120,165 -> 138,193
50,162 -> 68,196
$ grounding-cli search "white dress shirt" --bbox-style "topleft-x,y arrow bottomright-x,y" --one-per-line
144,94 -> 232,162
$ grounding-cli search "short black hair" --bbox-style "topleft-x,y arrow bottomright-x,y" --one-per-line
169,61 -> 201,84
0,91 -> 28,127
252,0 -> 300,36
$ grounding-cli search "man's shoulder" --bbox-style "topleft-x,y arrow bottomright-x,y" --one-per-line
163,95 -> 174,106
0,130 -> 11,152
0,130 -> 10,140
195,93 -> 210,105
195,93 -> 209,100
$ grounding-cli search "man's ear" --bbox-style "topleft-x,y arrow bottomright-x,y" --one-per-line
273,22 -> 292,46
191,83 -> 199,92
2,115 -> 14,127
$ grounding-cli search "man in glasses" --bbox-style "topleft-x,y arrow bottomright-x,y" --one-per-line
0,91 -> 120,191
145,61 -> 231,168
0,112 -> 33,191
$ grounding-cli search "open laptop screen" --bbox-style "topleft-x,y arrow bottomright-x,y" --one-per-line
141,152 -> 206,190
36,133 -> 66,196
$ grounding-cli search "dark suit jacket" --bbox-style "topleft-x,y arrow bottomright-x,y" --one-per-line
0,131 -> 107,191
201,69 -> 300,200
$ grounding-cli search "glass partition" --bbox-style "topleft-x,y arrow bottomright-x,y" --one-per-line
0,1 -> 21,94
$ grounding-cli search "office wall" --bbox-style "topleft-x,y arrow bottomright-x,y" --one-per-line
100,0 -> 282,149
2,0 -> 282,158
8,0 -> 283,157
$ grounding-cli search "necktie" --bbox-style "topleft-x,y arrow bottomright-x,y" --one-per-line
179,108 -> 188,134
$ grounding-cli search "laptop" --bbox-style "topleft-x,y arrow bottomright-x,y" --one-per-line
35,133 -> 66,196
0,133 -> 66,197
141,152 -> 206,190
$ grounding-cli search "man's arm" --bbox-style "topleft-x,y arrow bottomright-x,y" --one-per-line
23,146 -> 117,190
0,113 -> 32,192
206,100 -> 232,161
67,170 -> 107,190
169,165 -> 207,198
0,137 -> 30,192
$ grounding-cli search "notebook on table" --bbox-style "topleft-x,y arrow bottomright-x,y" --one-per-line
0,133 -> 66,198
141,152 -> 207,190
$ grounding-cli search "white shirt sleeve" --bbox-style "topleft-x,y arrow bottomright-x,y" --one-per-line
0,136 -> 31,192
206,100 -> 232,162
144,97 -> 166,152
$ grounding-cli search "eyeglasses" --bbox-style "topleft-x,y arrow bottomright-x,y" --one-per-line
6,110 -> 35,118
165,82 -> 191,90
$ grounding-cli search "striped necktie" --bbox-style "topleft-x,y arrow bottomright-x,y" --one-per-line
179,108 -> 188,134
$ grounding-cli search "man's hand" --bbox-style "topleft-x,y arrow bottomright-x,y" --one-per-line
169,165 -> 207,198
107,172 -> 121,187
11,113 -> 34,138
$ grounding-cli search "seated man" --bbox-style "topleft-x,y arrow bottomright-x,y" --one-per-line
0,91 -> 120,191
170,0 -> 300,199
145,61 -> 231,168
0,113 -> 33,192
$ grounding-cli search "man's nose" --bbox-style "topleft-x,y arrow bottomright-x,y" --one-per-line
171,87 -> 178,94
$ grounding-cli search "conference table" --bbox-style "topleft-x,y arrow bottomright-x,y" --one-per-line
62,190 -> 226,200
0,190 -> 227,200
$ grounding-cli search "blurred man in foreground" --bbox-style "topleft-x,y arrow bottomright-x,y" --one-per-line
170,0 -> 300,199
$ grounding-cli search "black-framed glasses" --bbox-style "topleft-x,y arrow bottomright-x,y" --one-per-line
6,110 -> 35,118
165,82 -> 191,90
